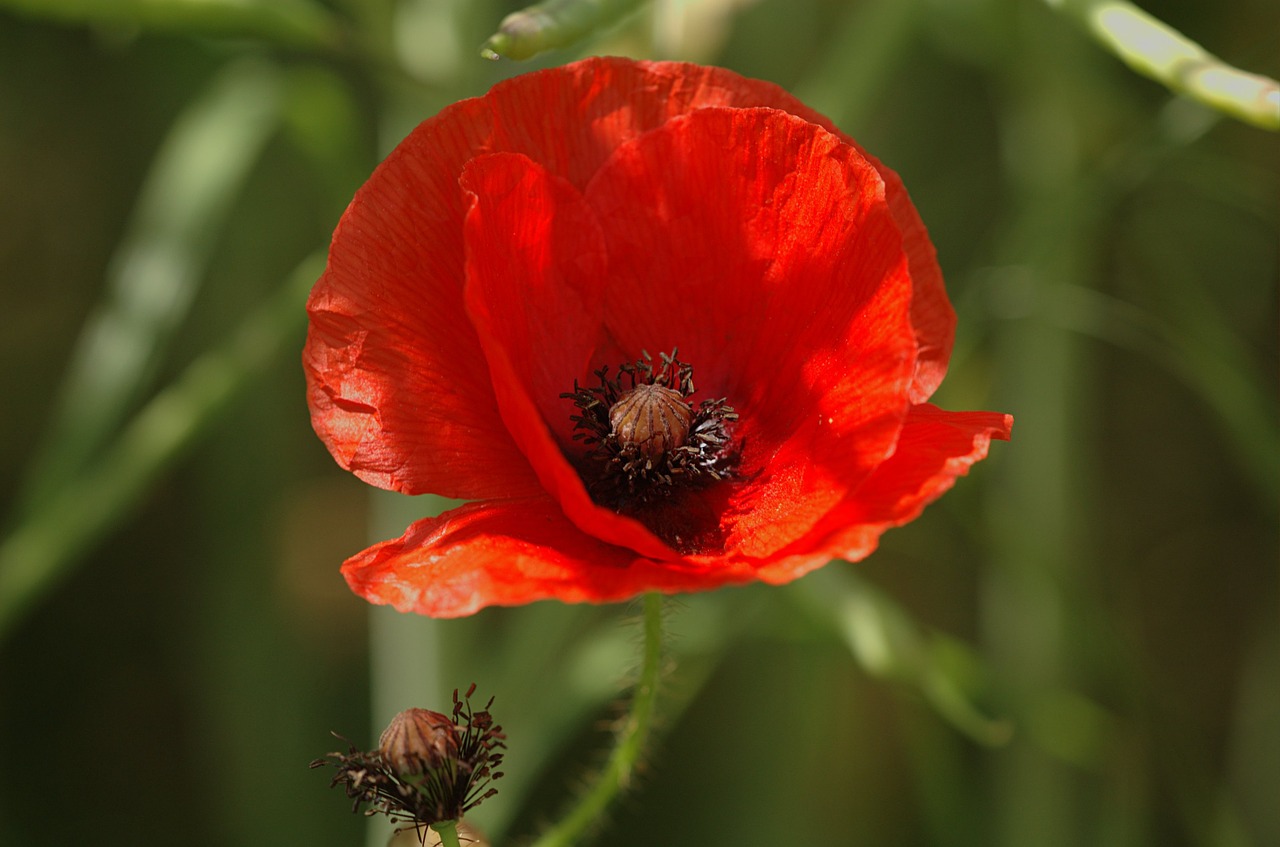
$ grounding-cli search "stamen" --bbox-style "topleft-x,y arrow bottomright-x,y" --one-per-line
561,349 -> 739,511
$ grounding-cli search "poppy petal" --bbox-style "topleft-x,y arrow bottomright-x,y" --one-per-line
459,152 -> 677,561
459,152 -> 607,446
584,107 -> 918,557
303,100 -> 544,500
757,403 -> 1013,582
470,56 -> 953,400
305,57 -> 948,498
635,60 -> 954,402
341,497 -> 765,617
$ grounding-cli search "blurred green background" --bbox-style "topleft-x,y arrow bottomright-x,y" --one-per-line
0,1 -> 1275,845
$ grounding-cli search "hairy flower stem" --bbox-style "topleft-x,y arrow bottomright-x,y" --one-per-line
529,593 -> 664,847
431,820 -> 463,847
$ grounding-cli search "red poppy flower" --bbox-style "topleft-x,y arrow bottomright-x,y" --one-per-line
304,57 -> 1012,618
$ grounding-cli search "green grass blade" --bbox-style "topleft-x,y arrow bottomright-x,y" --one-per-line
0,250 -> 322,642
1047,0 -> 1279,130
793,570 -> 1014,747
19,60 -> 284,514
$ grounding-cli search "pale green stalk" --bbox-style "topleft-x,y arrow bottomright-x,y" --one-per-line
431,820 -> 463,847
365,494 -> 452,847
1046,0 -> 1279,129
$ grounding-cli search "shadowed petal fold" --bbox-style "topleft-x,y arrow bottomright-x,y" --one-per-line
460,153 -> 678,561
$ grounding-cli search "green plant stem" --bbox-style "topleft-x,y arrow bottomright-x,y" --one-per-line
0,250 -> 323,642
1047,0 -> 1280,130
481,0 -> 650,61
431,820 -> 463,847
528,593 -> 664,847
20,59 -> 285,514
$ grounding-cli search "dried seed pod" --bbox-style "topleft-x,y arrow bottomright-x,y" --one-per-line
379,708 -> 459,776
609,383 -> 693,459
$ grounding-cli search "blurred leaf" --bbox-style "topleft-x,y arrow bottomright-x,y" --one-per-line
0,250 -> 322,642
280,65 -> 373,219
1046,0 -> 1280,130
793,569 -> 1014,747
1135,241 -> 1280,513
18,59 -> 284,515
0,0 -> 345,51
974,273 -> 1280,512
481,0 -> 649,61
1023,686 -> 1114,766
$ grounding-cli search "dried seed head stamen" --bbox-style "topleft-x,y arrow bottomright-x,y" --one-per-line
312,686 -> 505,834
379,708 -> 458,776
561,349 -> 739,510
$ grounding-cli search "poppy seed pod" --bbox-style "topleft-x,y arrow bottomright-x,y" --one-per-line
379,708 -> 459,776
609,383 -> 693,460
314,687 -> 505,831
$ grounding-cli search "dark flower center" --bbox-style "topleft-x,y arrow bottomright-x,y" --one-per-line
562,350 -> 739,514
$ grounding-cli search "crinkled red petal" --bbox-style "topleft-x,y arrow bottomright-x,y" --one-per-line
756,403 -> 1013,583
468,57 -> 954,400
303,96 -> 544,500
341,497 -> 764,618
340,407 -> 1010,616
459,152 -> 675,560
305,57 -> 951,502
585,107 -> 918,557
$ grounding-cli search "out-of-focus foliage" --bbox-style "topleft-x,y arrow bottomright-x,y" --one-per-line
0,1 -> 1275,846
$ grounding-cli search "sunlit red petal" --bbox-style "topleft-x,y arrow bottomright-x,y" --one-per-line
305,57 -> 950,499
459,152 -> 677,560
756,403 -> 1013,583
643,61 -> 955,402
585,107 -> 917,557
341,498 -> 765,618
339,408 -> 1011,615
419,57 -> 950,399
471,57 -> 953,400
303,101 -> 544,500
459,153 -> 607,446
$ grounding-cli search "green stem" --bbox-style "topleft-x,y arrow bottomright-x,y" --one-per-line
430,820 -> 463,847
1047,0 -> 1280,130
528,593 -> 664,847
